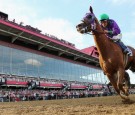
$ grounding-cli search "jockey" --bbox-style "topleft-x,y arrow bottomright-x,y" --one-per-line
99,13 -> 132,56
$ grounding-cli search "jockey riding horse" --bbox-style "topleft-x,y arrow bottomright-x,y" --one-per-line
76,6 -> 135,100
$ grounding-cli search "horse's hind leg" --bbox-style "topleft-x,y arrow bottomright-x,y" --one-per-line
123,72 -> 130,96
107,82 -> 113,95
124,72 -> 130,87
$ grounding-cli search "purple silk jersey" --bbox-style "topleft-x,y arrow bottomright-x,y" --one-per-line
101,19 -> 121,38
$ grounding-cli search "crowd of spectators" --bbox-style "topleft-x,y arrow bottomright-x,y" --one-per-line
0,86 -> 135,102
0,88 -> 113,102
0,73 -> 117,102
0,73 -> 135,102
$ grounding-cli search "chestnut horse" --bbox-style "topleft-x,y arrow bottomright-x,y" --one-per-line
76,6 -> 135,100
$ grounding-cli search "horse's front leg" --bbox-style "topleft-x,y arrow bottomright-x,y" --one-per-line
107,74 -> 120,95
117,68 -> 129,100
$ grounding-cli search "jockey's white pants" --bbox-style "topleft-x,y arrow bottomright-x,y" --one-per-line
110,34 -> 122,42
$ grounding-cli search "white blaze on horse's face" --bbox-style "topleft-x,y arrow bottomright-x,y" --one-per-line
76,22 -> 87,34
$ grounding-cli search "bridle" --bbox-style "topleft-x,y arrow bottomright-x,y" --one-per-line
81,19 -> 106,35
83,21 -> 105,35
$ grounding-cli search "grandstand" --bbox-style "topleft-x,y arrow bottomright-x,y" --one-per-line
0,11 -> 109,102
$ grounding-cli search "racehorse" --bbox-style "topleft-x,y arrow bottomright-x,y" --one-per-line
76,6 -> 135,100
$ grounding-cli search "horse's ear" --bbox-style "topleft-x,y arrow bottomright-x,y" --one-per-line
89,6 -> 93,13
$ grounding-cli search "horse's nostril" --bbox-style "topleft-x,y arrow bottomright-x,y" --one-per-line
77,24 -> 81,27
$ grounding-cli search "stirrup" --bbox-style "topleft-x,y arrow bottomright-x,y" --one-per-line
124,50 -> 132,56
127,52 -> 132,56
124,48 -> 132,56
124,49 -> 129,54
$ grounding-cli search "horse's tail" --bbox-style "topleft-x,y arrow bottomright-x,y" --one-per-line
130,56 -> 135,73
128,47 -> 135,72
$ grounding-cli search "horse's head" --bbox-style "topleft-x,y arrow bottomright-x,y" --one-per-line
76,6 -> 96,34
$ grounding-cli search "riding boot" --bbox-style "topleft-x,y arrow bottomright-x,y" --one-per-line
124,48 -> 132,56
116,40 -> 132,56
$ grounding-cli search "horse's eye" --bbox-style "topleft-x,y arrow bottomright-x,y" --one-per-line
87,15 -> 92,19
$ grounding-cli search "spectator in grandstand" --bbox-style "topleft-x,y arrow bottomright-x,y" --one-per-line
0,98 -> 4,102
12,19 -> 15,23
75,91 -> 80,98
22,96 -> 26,101
51,92 -> 54,100
84,90 -> 88,97
45,92 -> 49,100
19,22 -> 23,26
0,16 -> 4,20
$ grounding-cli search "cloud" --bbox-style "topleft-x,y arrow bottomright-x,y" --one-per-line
24,59 -> 41,67
34,18 -> 90,49
0,0 -> 36,24
0,1 -> 92,49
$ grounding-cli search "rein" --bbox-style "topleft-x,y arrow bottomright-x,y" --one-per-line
83,21 -> 106,35
85,28 -> 106,35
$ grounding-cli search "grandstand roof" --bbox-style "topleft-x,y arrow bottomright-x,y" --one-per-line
81,46 -> 99,59
0,19 -> 100,67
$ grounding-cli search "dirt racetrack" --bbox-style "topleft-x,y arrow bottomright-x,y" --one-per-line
0,95 -> 135,115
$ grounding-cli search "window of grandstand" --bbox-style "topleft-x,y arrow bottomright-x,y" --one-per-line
0,44 -> 107,83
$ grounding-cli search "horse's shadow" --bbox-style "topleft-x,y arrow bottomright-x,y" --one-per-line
122,99 -> 135,104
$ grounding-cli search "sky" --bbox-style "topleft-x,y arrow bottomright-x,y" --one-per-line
0,0 -> 135,83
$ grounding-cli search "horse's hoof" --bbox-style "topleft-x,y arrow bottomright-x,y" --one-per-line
125,92 -> 129,96
120,91 -> 129,100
